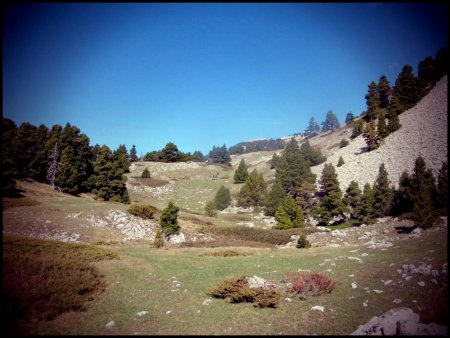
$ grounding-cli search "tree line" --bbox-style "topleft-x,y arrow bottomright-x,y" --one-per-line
228,138 -> 285,155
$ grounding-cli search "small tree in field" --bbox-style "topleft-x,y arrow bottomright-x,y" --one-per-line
214,185 -> 231,210
141,168 -> 151,178
234,158 -> 249,183
337,156 -> 345,167
160,201 -> 180,236
275,195 -> 304,229
154,228 -> 164,248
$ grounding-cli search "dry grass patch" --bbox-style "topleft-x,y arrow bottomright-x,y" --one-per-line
3,197 -> 41,210
131,177 -> 169,187
199,250 -> 253,257
2,235 -> 118,333
282,272 -> 337,300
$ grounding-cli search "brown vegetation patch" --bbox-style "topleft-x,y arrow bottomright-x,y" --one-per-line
131,177 -> 169,187
199,250 -> 252,257
282,272 -> 337,300
2,235 -> 118,334
2,197 -> 41,210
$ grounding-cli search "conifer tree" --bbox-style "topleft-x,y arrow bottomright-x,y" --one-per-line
270,153 -> 280,169
214,185 -> 232,210
159,201 -> 180,236
234,158 -> 249,183
387,110 -> 401,133
29,124 -> 50,182
237,170 -> 267,207
299,140 -> 326,166
392,171 -> 415,215
264,180 -> 287,216
365,81 -> 380,121
47,143 -> 61,190
373,163 -> 394,217
377,75 -> 392,109
121,189 -> 130,204
192,150 -> 205,162
315,163 -> 347,224
130,145 -> 138,162
114,144 -> 131,173
159,142 -> 180,162
275,195 -> 304,229
141,168 -> 151,178
343,180 -> 362,219
436,161 -> 448,209
321,110 -> 340,132
377,110 -> 388,138
351,119 -> 364,139
392,65 -> 419,113
205,200 -> 217,217
337,156 -> 344,167
345,111 -> 355,125
304,117 -> 321,137
339,138 -> 349,148
154,228 -> 164,248
363,120 -> 381,151
411,155 -> 436,228
359,183 -> 376,223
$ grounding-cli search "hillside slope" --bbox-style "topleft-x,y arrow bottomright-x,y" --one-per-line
311,75 -> 448,190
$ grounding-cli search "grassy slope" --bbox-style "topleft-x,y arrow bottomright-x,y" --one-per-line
29,225 -> 447,335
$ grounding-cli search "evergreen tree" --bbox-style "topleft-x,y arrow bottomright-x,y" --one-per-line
373,163 -> 394,217
339,138 -> 349,148
392,65 -> 419,113
299,140 -> 326,166
359,183 -> 376,223
343,180 -> 362,219
141,168 -> 151,178
377,75 -> 392,109
436,161 -> 448,209
114,144 -> 130,173
417,56 -> 436,93
411,155 -> 436,228
121,189 -> 130,204
387,110 -> 401,133
350,119 -> 364,139
192,150 -> 205,162
159,201 -> 180,236
345,111 -> 355,125
276,138 -> 316,198
11,122 -> 40,178
28,124 -> 50,182
365,81 -> 380,121
237,169 -> 267,207
159,142 -> 180,162
321,110 -> 340,132
130,145 -> 138,162
270,153 -> 280,169
304,117 -> 321,137
88,145 -> 127,202
377,110 -> 388,138
434,46 -> 448,82
316,163 -> 348,224
214,185 -> 232,210
337,156 -> 344,167
363,120 -> 381,151
264,180 -> 287,216
392,171 -> 415,215
2,118 -> 18,196
154,228 -> 164,248
234,158 -> 249,183
208,144 -> 231,164
205,200 -> 217,217
275,195 -> 304,229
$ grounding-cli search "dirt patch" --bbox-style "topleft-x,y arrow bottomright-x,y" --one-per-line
130,177 -> 169,187
3,197 -> 41,210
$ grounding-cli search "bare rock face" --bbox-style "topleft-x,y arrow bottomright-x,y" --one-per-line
351,307 -> 447,336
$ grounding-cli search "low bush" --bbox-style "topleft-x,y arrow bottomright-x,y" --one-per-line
200,250 -> 252,257
339,138 -> 349,148
128,204 -> 158,219
296,234 -> 311,248
154,229 -> 164,248
284,272 -> 337,300
207,275 -> 280,308
205,200 -> 217,217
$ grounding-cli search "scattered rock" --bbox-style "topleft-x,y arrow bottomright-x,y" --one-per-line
105,321 -> 116,329
373,290 -> 383,294
351,282 -> 358,289
393,299 -> 402,305
311,305 -> 325,312
418,281 -> 425,287
383,280 -> 393,286
136,311 -> 148,317
203,299 -> 213,306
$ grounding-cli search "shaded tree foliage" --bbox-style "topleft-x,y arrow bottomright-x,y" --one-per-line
237,169 -> 267,207
321,110 -> 340,132
159,201 -> 180,236
275,195 -> 304,229
208,144 -> 231,164
234,159 -> 249,183
373,163 -> 394,217
304,117 -> 321,137
228,138 -> 285,155
214,185 -> 232,210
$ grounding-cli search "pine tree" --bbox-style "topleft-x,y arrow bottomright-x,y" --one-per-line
359,183 -> 376,223
321,110 -> 340,132
363,120 -> 381,151
214,185 -> 232,210
264,180 -> 287,216
387,110 -> 401,133
345,111 -> 355,125
208,144 -> 231,164
234,158 -> 249,183
130,145 -> 138,162
114,144 -> 131,173
343,180 -> 362,219
159,142 -> 180,162
270,153 -> 280,169
337,156 -> 344,167
237,170 -> 267,207
392,65 -> 419,113
275,195 -> 304,229
121,189 -> 130,204
436,161 -> 448,209
205,200 -> 217,217
365,81 -> 380,121
192,150 -> 205,162
350,119 -> 364,139
141,168 -> 151,178
304,117 -> 321,137
29,124 -> 50,182
154,228 -> 164,248
411,155 -> 436,228
392,171 -> 415,215
159,201 -> 180,236
377,110 -> 388,138
434,47 -> 448,82
377,75 -> 392,109
2,118 -> 18,196
373,163 -> 394,217
299,140 -> 326,166
339,138 -> 349,148
316,163 -> 347,224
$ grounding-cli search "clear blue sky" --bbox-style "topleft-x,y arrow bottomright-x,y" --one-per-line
3,3 -> 447,155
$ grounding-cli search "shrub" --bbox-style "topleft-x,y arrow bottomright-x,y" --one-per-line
128,204 -> 157,219
339,138 -> 349,148
337,156 -> 345,167
207,275 -> 280,308
160,201 -> 180,235
205,200 -> 217,217
141,168 -> 151,178
284,272 -> 336,300
296,234 -> 311,248
200,250 -> 252,257
154,229 -> 164,248
214,186 -> 231,210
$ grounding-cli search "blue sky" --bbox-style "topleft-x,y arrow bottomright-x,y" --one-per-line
3,3 -> 447,155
